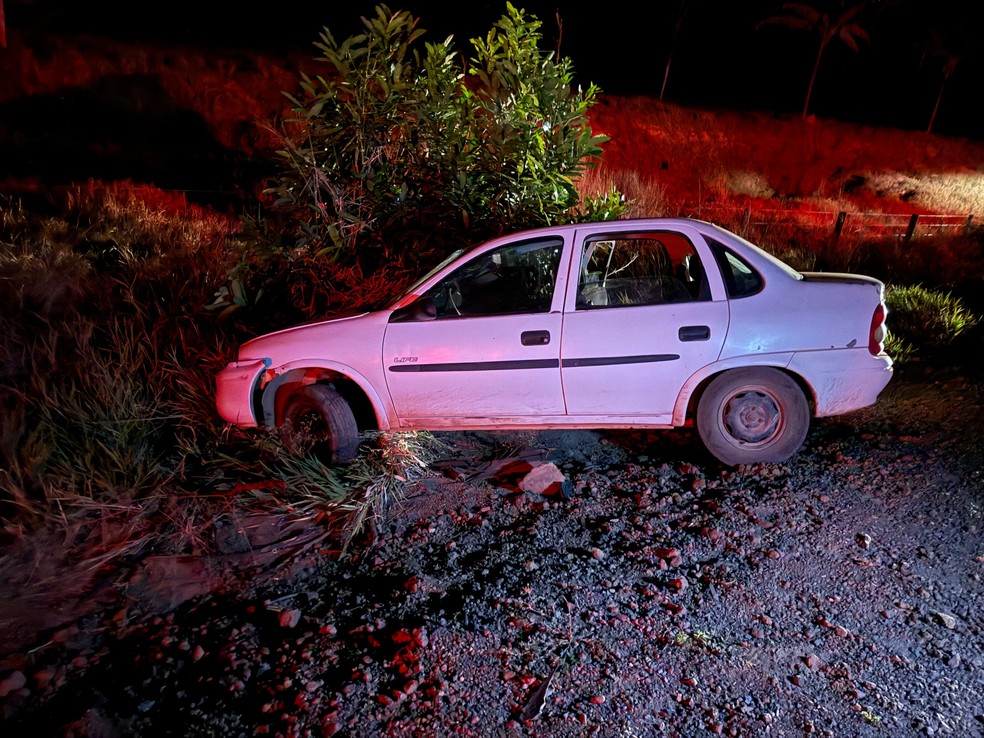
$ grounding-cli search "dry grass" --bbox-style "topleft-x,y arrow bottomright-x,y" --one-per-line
0,183 -> 244,537
587,96 -> 984,223
204,427 -> 449,555
860,171 -> 984,216
341,431 -> 450,547
577,165 -> 675,218
63,180 -> 238,255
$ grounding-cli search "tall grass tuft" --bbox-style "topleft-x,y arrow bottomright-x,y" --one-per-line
576,165 -> 672,218
33,318 -> 173,502
0,184 -> 244,538
885,284 -> 979,362
208,429 -> 449,554
340,431 -> 450,551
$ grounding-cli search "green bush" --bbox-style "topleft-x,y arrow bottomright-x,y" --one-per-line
262,2 -> 625,270
885,284 -> 979,361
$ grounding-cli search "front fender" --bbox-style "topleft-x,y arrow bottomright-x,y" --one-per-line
259,360 -> 395,431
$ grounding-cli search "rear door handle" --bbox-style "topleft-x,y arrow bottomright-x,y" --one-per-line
521,330 -> 551,346
679,325 -> 710,341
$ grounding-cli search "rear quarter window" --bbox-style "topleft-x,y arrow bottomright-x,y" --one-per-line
708,238 -> 764,298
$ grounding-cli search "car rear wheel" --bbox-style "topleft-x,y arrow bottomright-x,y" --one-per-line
281,384 -> 359,464
697,368 -> 810,466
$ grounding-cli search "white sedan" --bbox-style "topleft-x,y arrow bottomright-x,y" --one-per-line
215,218 -> 893,466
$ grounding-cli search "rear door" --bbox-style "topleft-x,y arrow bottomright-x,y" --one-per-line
560,224 -> 729,420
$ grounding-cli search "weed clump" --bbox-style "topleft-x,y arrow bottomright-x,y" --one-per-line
885,284 -> 979,362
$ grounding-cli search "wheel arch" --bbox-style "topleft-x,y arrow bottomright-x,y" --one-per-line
259,364 -> 386,432
676,359 -> 817,426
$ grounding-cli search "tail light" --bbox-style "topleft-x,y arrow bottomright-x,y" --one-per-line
868,302 -> 887,355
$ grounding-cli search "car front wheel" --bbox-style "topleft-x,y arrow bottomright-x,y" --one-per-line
696,368 -> 810,466
281,384 -> 359,464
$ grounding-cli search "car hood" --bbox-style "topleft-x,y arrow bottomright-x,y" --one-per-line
239,311 -> 371,357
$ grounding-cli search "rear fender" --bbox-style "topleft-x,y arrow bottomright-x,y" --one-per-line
672,353 -> 802,425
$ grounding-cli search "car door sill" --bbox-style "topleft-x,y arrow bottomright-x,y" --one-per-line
397,414 -> 675,429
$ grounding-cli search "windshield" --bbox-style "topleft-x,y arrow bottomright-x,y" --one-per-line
395,248 -> 467,302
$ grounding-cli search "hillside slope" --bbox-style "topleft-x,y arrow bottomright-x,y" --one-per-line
2,31 -> 983,221
588,95 -> 984,219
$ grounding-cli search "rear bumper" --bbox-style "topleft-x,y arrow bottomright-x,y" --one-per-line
215,359 -> 269,426
788,350 -> 893,417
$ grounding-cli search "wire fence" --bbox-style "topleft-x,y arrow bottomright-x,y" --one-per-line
828,212 -> 976,243
696,204 -> 979,244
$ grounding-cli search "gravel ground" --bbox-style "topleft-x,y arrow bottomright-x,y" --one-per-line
1,357 -> 982,738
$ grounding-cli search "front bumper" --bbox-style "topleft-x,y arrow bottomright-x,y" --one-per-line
215,359 -> 269,426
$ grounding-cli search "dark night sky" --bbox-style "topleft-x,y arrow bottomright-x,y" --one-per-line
5,0 -> 983,139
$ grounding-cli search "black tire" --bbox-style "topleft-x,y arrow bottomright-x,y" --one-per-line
696,367 -> 810,467
281,384 -> 359,464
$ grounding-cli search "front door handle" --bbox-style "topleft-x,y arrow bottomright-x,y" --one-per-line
679,325 -> 711,342
521,330 -> 551,346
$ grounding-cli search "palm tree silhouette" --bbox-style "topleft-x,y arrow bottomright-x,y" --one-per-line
920,30 -> 962,135
659,0 -> 695,101
758,1 -> 872,119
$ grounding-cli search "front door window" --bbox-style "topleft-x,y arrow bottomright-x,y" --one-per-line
429,238 -> 563,318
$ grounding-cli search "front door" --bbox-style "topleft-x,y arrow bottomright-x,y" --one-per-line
383,237 -> 568,422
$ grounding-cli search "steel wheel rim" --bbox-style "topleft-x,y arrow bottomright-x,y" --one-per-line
720,386 -> 784,447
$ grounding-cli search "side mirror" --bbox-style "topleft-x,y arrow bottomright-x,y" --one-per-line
389,295 -> 437,323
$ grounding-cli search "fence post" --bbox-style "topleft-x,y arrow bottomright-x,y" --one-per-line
965,215 -> 975,234
902,214 -> 918,245
831,211 -> 846,246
